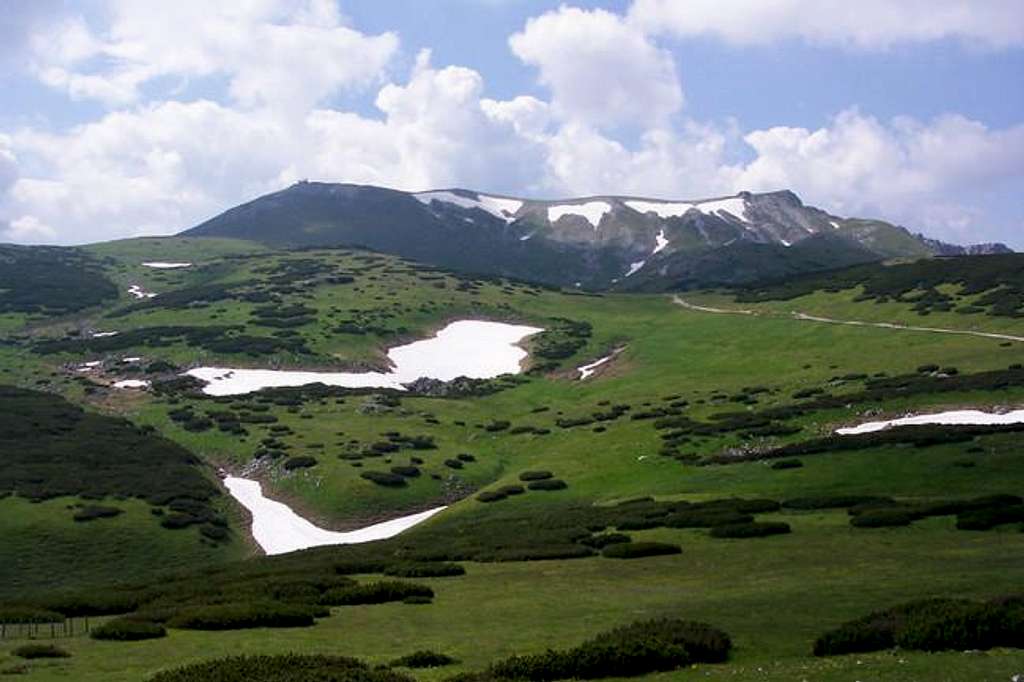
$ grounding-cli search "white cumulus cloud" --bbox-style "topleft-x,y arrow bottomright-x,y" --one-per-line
629,0 -> 1024,49
29,0 -> 398,110
509,6 -> 683,128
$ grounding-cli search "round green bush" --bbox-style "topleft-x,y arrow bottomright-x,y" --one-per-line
91,618 -> 166,641
850,508 -> 920,528
283,455 -> 318,470
390,650 -> 457,668
359,471 -> 407,487
383,562 -> 465,578
527,479 -> 568,491
602,542 -> 681,559
390,465 -> 421,478
770,459 -> 803,470
498,485 -> 525,496
12,644 -> 71,659
476,490 -> 507,503
72,504 -> 123,522
709,521 -> 792,539
518,470 -> 553,482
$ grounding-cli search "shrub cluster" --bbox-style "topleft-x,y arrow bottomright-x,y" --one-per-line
390,650 -> 457,668
527,479 -> 568,491
166,602 -> 321,630
91,617 -> 167,641
149,654 -> 415,682
602,542 -> 681,559
0,386 -> 222,538
321,581 -> 434,606
12,644 -> 71,659
360,471 -> 407,487
0,244 -> 117,315
813,596 -> 1024,656
72,504 -> 123,522
709,521 -> 791,539
485,618 -> 731,680
383,563 -> 465,578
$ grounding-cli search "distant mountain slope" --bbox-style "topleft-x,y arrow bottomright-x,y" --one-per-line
733,252 -> 1024,318
183,182 -> 1010,290
0,244 -> 118,315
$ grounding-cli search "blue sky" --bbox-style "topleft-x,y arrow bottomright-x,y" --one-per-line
0,0 -> 1021,247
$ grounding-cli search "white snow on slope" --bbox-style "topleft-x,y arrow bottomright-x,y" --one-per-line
92,331 -> 119,338
415,191 -> 522,223
830,220 -> 841,229
837,409 -> 1024,436
781,239 -> 792,247
143,262 -> 192,269
224,476 -> 446,555
625,260 -> 646,277
694,196 -> 749,222
625,200 -> 694,219
113,379 -> 150,389
547,201 -> 612,229
653,229 -> 669,254
128,284 -> 157,299
576,347 -> 625,380
187,320 -> 542,396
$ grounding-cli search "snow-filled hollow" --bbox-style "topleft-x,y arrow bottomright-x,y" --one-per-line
625,260 -> 646,277
653,229 -> 669,254
113,379 -> 150,389
186,320 -> 543,396
694,196 -> 749,222
414,191 -> 522,223
224,476 -> 446,555
128,284 -> 157,299
142,262 -> 192,269
547,201 -> 612,229
624,200 -> 694,219
836,409 -> 1024,435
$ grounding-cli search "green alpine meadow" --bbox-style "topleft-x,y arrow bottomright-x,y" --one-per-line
0,224 -> 1022,680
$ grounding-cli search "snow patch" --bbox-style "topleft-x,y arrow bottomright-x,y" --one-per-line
694,196 -> 749,222
837,409 -> 1024,436
625,260 -> 646,277
113,379 -> 150,389
128,284 -> 157,299
547,201 -> 612,229
653,229 -> 669,254
830,220 -> 841,229
781,239 -> 792,247
224,476 -> 446,555
187,320 -> 543,396
576,347 -> 624,380
415,191 -> 522,223
519,233 -> 534,241
142,262 -> 192,269
92,331 -> 119,338
625,200 -> 694,219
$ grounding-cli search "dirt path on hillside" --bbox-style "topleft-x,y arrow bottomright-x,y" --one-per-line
671,295 -> 1024,343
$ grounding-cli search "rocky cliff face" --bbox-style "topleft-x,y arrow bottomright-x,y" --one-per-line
184,182 -> 1011,290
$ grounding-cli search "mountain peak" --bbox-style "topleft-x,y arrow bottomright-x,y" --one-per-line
184,182 -> 1009,290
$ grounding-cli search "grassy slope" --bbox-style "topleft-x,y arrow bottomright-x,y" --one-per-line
1,238 -> 1023,679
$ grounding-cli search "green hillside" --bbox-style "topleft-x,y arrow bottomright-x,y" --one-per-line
0,238 -> 1022,680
